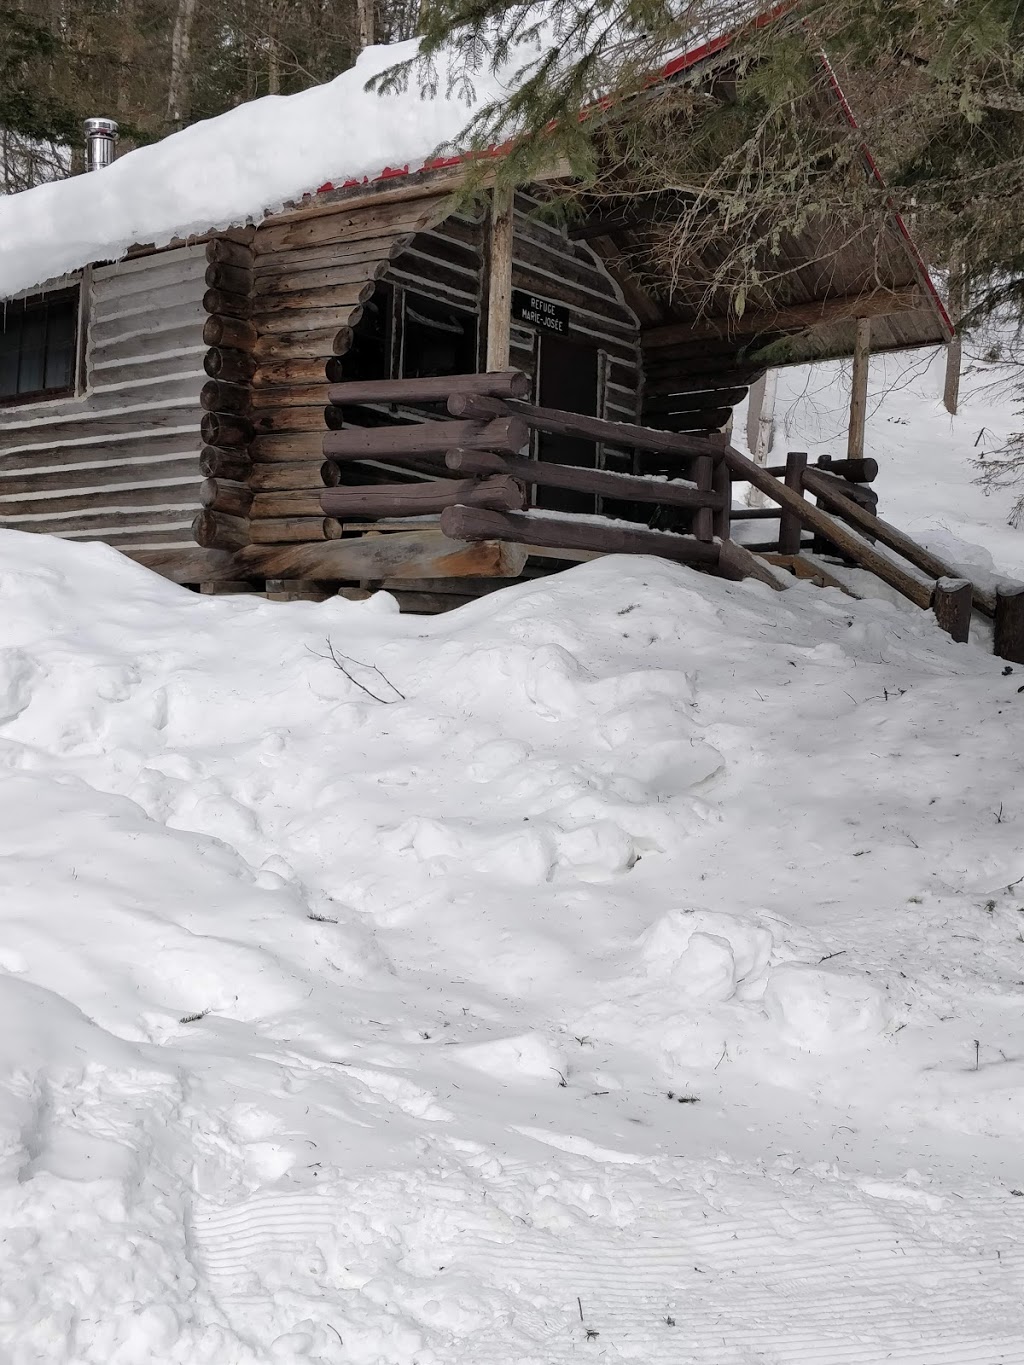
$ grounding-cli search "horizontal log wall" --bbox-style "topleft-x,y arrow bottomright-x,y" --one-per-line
0,245 -> 208,550
241,194 -> 450,544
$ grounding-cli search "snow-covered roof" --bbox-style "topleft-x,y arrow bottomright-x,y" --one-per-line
0,23 -> 752,300
0,40 -> 485,297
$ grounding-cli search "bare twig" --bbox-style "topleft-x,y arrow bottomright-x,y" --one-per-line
308,638 -> 405,703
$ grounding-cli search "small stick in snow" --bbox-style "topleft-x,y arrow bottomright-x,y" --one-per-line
819,950 -> 847,963
308,638 -> 405,703
975,1039 -> 981,1071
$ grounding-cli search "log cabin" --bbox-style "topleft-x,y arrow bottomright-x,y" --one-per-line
0,23 -> 955,612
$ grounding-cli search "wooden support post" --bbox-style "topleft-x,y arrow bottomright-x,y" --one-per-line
943,269 -> 964,416
994,585 -> 1024,663
692,455 -> 715,541
777,451 -> 808,555
848,317 -> 871,459
486,186 -> 514,372
943,334 -> 962,417
712,457 -> 732,541
932,577 -> 972,643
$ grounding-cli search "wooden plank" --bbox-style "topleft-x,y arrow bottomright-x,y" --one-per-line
717,540 -> 788,590
848,316 -> 871,459
762,553 -> 860,596
236,530 -> 529,580
440,506 -> 721,567
723,445 -> 934,610
932,577 -> 972,643
802,468 -> 997,614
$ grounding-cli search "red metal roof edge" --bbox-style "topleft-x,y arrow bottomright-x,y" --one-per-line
304,8 -> 793,201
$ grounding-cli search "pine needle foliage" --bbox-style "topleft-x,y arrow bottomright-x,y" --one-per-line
374,0 -> 1024,323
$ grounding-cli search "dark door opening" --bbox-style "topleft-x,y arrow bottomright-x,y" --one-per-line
535,334 -> 599,514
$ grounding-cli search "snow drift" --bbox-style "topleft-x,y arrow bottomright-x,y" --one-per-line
2,527 -> 1024,1362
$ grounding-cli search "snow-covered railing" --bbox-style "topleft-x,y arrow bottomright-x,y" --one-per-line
723,443 -> 1024,660
313,371 -> 771,584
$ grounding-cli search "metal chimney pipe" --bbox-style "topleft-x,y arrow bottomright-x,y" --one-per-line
84,117 -> 119,172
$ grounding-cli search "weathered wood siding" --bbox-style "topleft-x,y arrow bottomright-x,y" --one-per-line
249,189 -> 643,508
0,245 -> 207,548
235,193 -> 450,547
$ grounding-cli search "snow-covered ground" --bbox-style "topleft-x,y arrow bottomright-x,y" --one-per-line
3,423 -> 1024,1363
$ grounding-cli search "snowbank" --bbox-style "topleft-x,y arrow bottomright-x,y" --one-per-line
2,528 -> 1023,1361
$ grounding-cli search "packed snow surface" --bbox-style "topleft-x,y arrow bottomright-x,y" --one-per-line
2,527 -> 1024,1363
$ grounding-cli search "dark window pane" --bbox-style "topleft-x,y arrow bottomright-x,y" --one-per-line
344,285 -> 391,382
0,291 -> 78,400
0,310 -> 23,397
402,293 -> 477,379
18,309 -> 46,394
44,302 -> 75,390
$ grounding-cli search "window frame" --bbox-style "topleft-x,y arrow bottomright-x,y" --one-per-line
0,281 -> 83,408
398,289 -> 480,382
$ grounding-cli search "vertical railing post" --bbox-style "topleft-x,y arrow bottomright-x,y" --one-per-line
710,433 -> 731,541
693,452 -> 714,541
777,450 -> 808,555
848,316 -> 871,458
932,577 -> 972,643
994,585 -> 1024,663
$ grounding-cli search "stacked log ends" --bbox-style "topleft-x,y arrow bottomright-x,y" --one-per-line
197,236 -> 256,555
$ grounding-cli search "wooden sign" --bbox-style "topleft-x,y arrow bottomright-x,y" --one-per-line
512,290 -> 570,335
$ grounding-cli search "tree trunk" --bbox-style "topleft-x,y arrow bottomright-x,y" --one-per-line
357,0 -> 375,49
166,0 -> 198,127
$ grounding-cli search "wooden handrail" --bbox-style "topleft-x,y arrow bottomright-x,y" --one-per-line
802,469 -> 996,616
445,392 -> 722,461
440,505 -> 721,566
326,370 -> 531,406
444,448 -> 723,510
722,445 -> 935,610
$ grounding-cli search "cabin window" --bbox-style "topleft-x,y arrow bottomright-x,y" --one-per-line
401,292 -> 477,379
343,283 -> 393,382
0,289 -> 79,403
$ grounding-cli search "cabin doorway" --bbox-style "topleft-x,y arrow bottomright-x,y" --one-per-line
535,334 -> 599,514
